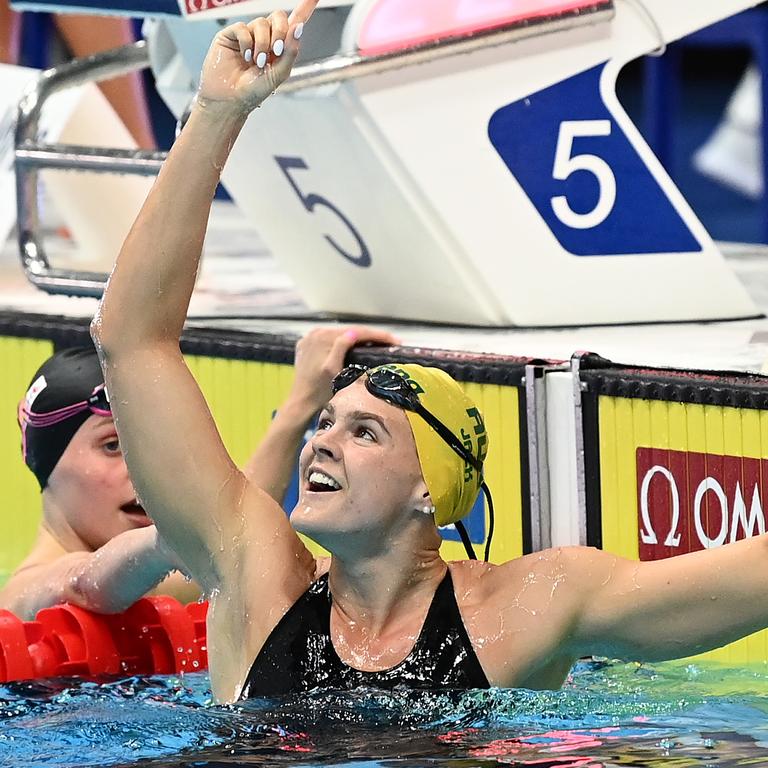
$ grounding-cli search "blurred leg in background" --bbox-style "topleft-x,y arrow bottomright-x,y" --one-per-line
0,0 -> 155,148
52,14 -> 155,148
0,0 -> 22,63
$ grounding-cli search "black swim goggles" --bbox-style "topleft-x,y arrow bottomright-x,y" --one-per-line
331,364 -> 494,562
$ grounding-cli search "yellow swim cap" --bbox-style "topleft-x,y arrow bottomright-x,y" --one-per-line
371,364 -> 488,527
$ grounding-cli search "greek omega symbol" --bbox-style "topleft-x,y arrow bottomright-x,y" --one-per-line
637,448 -> 767,561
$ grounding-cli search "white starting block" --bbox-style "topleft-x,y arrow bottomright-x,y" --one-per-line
8,0 -> 764,326
145,0 -> 761,326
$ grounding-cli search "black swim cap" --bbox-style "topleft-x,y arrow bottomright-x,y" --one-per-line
18,347 -> 106,490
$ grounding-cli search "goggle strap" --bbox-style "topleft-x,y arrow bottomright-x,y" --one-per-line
482,482 -> 495,563
18,385 -> 110,429
454,483 -> 495,564
415,405 -> 484,474
19,401 -> 90,427
454,520 -> 477,561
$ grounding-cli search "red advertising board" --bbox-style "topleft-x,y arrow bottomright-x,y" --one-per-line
636,447 -> 767,561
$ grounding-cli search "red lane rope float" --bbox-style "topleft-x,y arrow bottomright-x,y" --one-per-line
0,598 -> 209,683
357,0 -> 603,56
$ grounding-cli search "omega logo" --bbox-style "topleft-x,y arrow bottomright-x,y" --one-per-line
636,448 -> 766,560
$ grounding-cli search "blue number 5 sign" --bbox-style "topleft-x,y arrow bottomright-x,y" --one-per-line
488,64 -> 702,257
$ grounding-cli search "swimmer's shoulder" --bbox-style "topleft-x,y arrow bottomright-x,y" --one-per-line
7,526 -> 68,576
449,548 -> 618,689
449,546 -> 617,608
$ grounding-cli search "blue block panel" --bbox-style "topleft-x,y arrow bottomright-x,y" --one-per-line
489,63 -> 702,256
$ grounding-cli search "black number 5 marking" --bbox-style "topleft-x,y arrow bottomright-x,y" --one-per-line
275,156 -> 372,268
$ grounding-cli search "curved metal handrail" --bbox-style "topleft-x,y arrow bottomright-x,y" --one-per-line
16,41 -> 165,296
15,1 -> 614,298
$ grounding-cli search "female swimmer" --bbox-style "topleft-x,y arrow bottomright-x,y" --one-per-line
93,1 -> 768,702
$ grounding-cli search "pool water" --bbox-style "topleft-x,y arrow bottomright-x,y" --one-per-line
3,660 -> 768,767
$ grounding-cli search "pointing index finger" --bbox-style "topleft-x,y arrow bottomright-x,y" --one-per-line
288,0 -> 320,25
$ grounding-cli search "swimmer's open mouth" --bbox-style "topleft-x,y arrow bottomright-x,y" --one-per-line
120,500 -> 147,516
307,469 -> 342,493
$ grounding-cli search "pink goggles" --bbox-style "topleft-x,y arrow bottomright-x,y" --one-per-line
18,383 -> 111,429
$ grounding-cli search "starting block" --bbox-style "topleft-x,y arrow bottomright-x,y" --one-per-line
147,0 -> 760,326
8,0 -> 763,326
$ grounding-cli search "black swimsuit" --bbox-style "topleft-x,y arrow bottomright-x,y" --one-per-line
241,569 -> 490,697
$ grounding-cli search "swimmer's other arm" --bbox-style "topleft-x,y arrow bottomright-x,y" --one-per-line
0,526 -> 178,620
558,538 -> 768,661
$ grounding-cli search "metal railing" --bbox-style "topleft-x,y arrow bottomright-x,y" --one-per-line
15,1 -> 614,297
16,41 -> 165,296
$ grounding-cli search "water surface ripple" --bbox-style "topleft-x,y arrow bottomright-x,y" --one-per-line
3,661 -> 768,767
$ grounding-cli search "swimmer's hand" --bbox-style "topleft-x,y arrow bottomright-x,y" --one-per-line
290,327 -> 401,413
197,0 -> 319,113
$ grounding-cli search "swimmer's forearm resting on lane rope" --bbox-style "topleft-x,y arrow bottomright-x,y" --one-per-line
0,526 -> 179,619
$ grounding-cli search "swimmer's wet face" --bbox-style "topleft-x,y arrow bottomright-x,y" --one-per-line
299,362 -> 494,561
291,379 -> 430,554
18,346 -> 150,550
44,414 -> 151,550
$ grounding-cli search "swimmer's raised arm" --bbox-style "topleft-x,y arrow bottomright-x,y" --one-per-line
244,327 -> 398,501
562,537 -> 768,662
91,3 -> 319,595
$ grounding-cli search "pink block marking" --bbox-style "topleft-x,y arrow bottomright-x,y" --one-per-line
358,0 -> 602,56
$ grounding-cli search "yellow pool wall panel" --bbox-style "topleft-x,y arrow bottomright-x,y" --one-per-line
598,393 -> 768,665
0,338 -> 527,584
0,337 -> 54,585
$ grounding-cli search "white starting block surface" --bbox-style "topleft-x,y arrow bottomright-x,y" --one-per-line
143,0 -> 762,326
0,64 -> 155,271
5,0 -> 764,328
